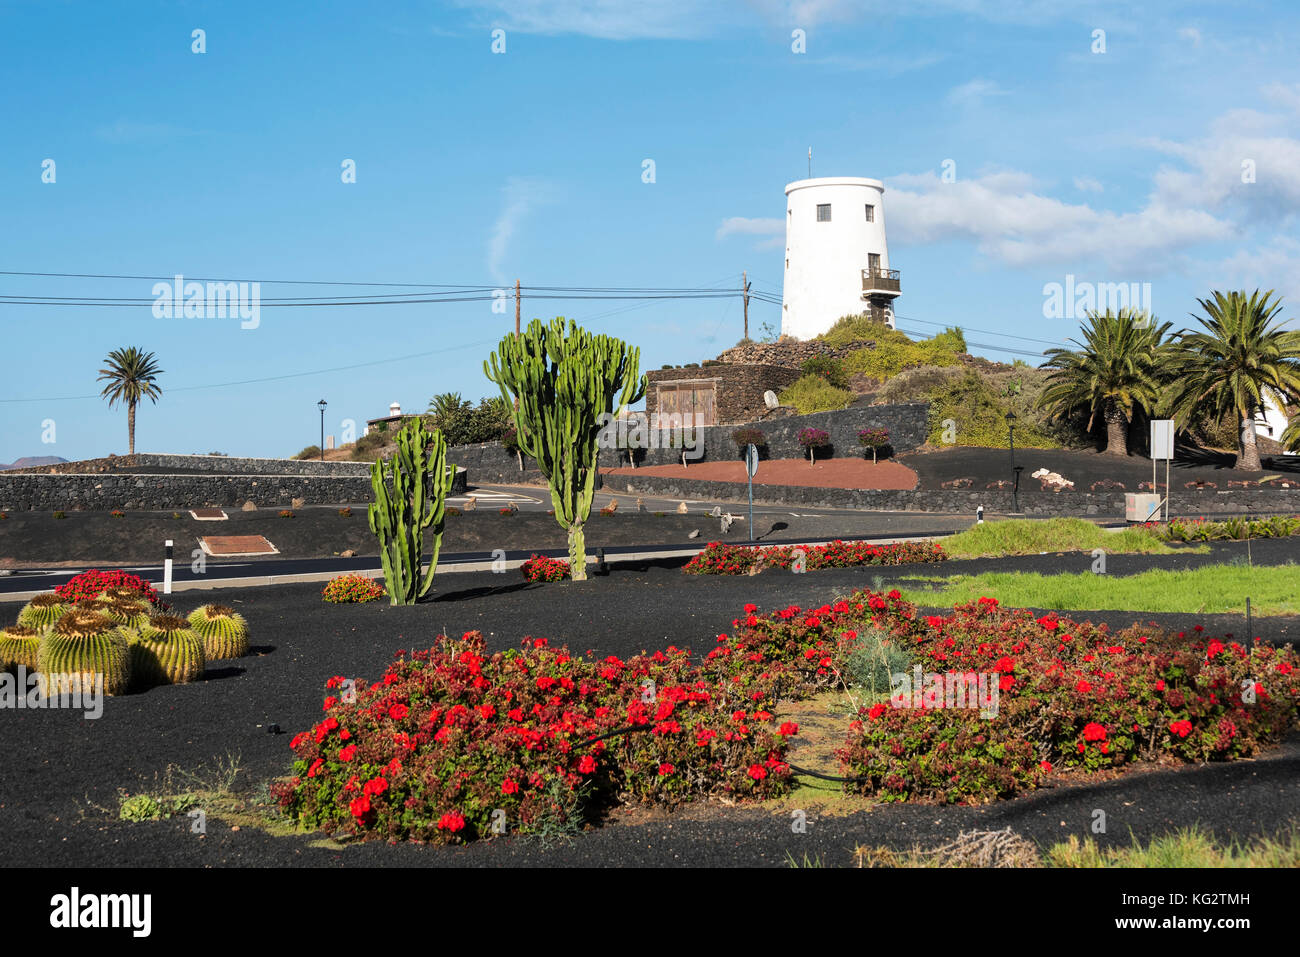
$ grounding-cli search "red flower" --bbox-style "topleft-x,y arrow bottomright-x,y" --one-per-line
777,722 -> 799,736
1169,719 -> 1193,738
501,778 -> 520,795
657,763 -> 675,776
362,777 -> 388,797
1082,722 -> 1107,742
867,703 -> 887,720
338,744 -> 357,762
437,811 -> 466,832
388,703 -> 409,720
349,795 -> 371,818
577,755 -> 597,775
747,765 -> 767,780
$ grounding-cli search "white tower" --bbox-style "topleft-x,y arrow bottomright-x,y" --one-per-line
780,176 -> 900,340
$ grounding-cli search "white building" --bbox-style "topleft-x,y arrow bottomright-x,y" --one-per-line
781,176 -> 900,340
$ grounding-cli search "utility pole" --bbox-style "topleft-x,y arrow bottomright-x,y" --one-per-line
742,271 -> 751,341
514,278 -> 520,336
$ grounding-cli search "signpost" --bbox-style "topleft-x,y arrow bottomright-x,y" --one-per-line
1150,419 -> 1175,521
745,443 -> 758,542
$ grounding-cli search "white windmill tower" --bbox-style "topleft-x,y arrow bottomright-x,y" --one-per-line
780,172 -> 900,340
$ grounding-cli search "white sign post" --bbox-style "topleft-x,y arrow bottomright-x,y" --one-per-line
745,443 -> 759,542
1150,420 -> 1175,521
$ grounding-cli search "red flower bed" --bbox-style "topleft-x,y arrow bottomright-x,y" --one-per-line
836,593 -> 1300,803
279,632 -> 796,843
683,539 -> 945,575
520,554 -> 570,583
280,585 -> 1300,841
54,569 -> 161,606
322,574 -> 386,604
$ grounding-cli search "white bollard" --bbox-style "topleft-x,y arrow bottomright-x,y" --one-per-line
976,505 -> 984,524
164,539 -> 174,595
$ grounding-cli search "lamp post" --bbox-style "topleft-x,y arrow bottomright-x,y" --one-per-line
318,399 -> 328,461
1006,410 -> 1022,512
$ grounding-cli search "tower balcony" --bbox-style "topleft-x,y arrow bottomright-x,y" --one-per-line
861,266 -> 901,298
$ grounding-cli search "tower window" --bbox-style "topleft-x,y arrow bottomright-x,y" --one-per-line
865,204 -> 875,222
816,203 -> 831,222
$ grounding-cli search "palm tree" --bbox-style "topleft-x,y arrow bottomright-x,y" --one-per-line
1163,290 -> 1300,471
1037,308 -> 1173,456
427,392 -> 468,420
97,347 -> 164,455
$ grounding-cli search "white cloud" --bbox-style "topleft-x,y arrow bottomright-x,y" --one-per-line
885,169 -> 1232,271
1177,26 -> 1201,46
1199,236 -> 1300,309
946,78 -> 1009,107
716,216 -> 784,250
449,0 -> 717,39
488,177 -> 559,283
1143,105 -> 1300,221
450,0 -> 1148,40
881,92 -> 1300,274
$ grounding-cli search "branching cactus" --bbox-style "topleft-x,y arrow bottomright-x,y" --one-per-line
485,317 -> 645,581
367,416 -> 452,603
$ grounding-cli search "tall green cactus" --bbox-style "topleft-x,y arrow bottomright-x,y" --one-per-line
485,317 -> 645,581
367,416 -> 452,604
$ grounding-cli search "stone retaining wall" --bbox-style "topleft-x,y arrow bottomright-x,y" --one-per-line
18,453 -> 373,476
0,467 -> 466,511
604,473 -> 1300,517
446,402 -> 931,478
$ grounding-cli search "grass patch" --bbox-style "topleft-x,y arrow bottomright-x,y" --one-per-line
98,753 -> 315,842
777,374 -> 855,414
898,562 -> 1300,616
941,518 -> 1202,558
852,826 -> 1299,867
1045,827 -> 1300,868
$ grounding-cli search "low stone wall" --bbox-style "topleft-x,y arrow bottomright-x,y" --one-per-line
0,467 -> 467,511
19,453 -> 373,476
447,402 -> 931,477
0,474 -> 372,511
605,473 -> 1300,517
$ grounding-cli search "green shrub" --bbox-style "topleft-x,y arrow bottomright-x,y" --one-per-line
732,427 -> 766,449
925,370 -> 1059,448
843,628 -> 912,695
294,446 -> 322,460
841,326 -> 966,382
779,375 -> 855,414
349,432 -> 388,461
800,354 -> 849,389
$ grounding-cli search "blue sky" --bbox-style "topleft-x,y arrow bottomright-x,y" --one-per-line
2,0 -> 1298,461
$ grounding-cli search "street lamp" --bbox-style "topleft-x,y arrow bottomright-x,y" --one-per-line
318,399 -> 328,461
1006,410 -> 1023,512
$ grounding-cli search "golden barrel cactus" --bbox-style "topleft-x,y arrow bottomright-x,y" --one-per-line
0,624 -> 42,673
17,593 -> 69,630
187,604 -> 249,660
127,615 -> 206,688
36,608 -> 130,697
